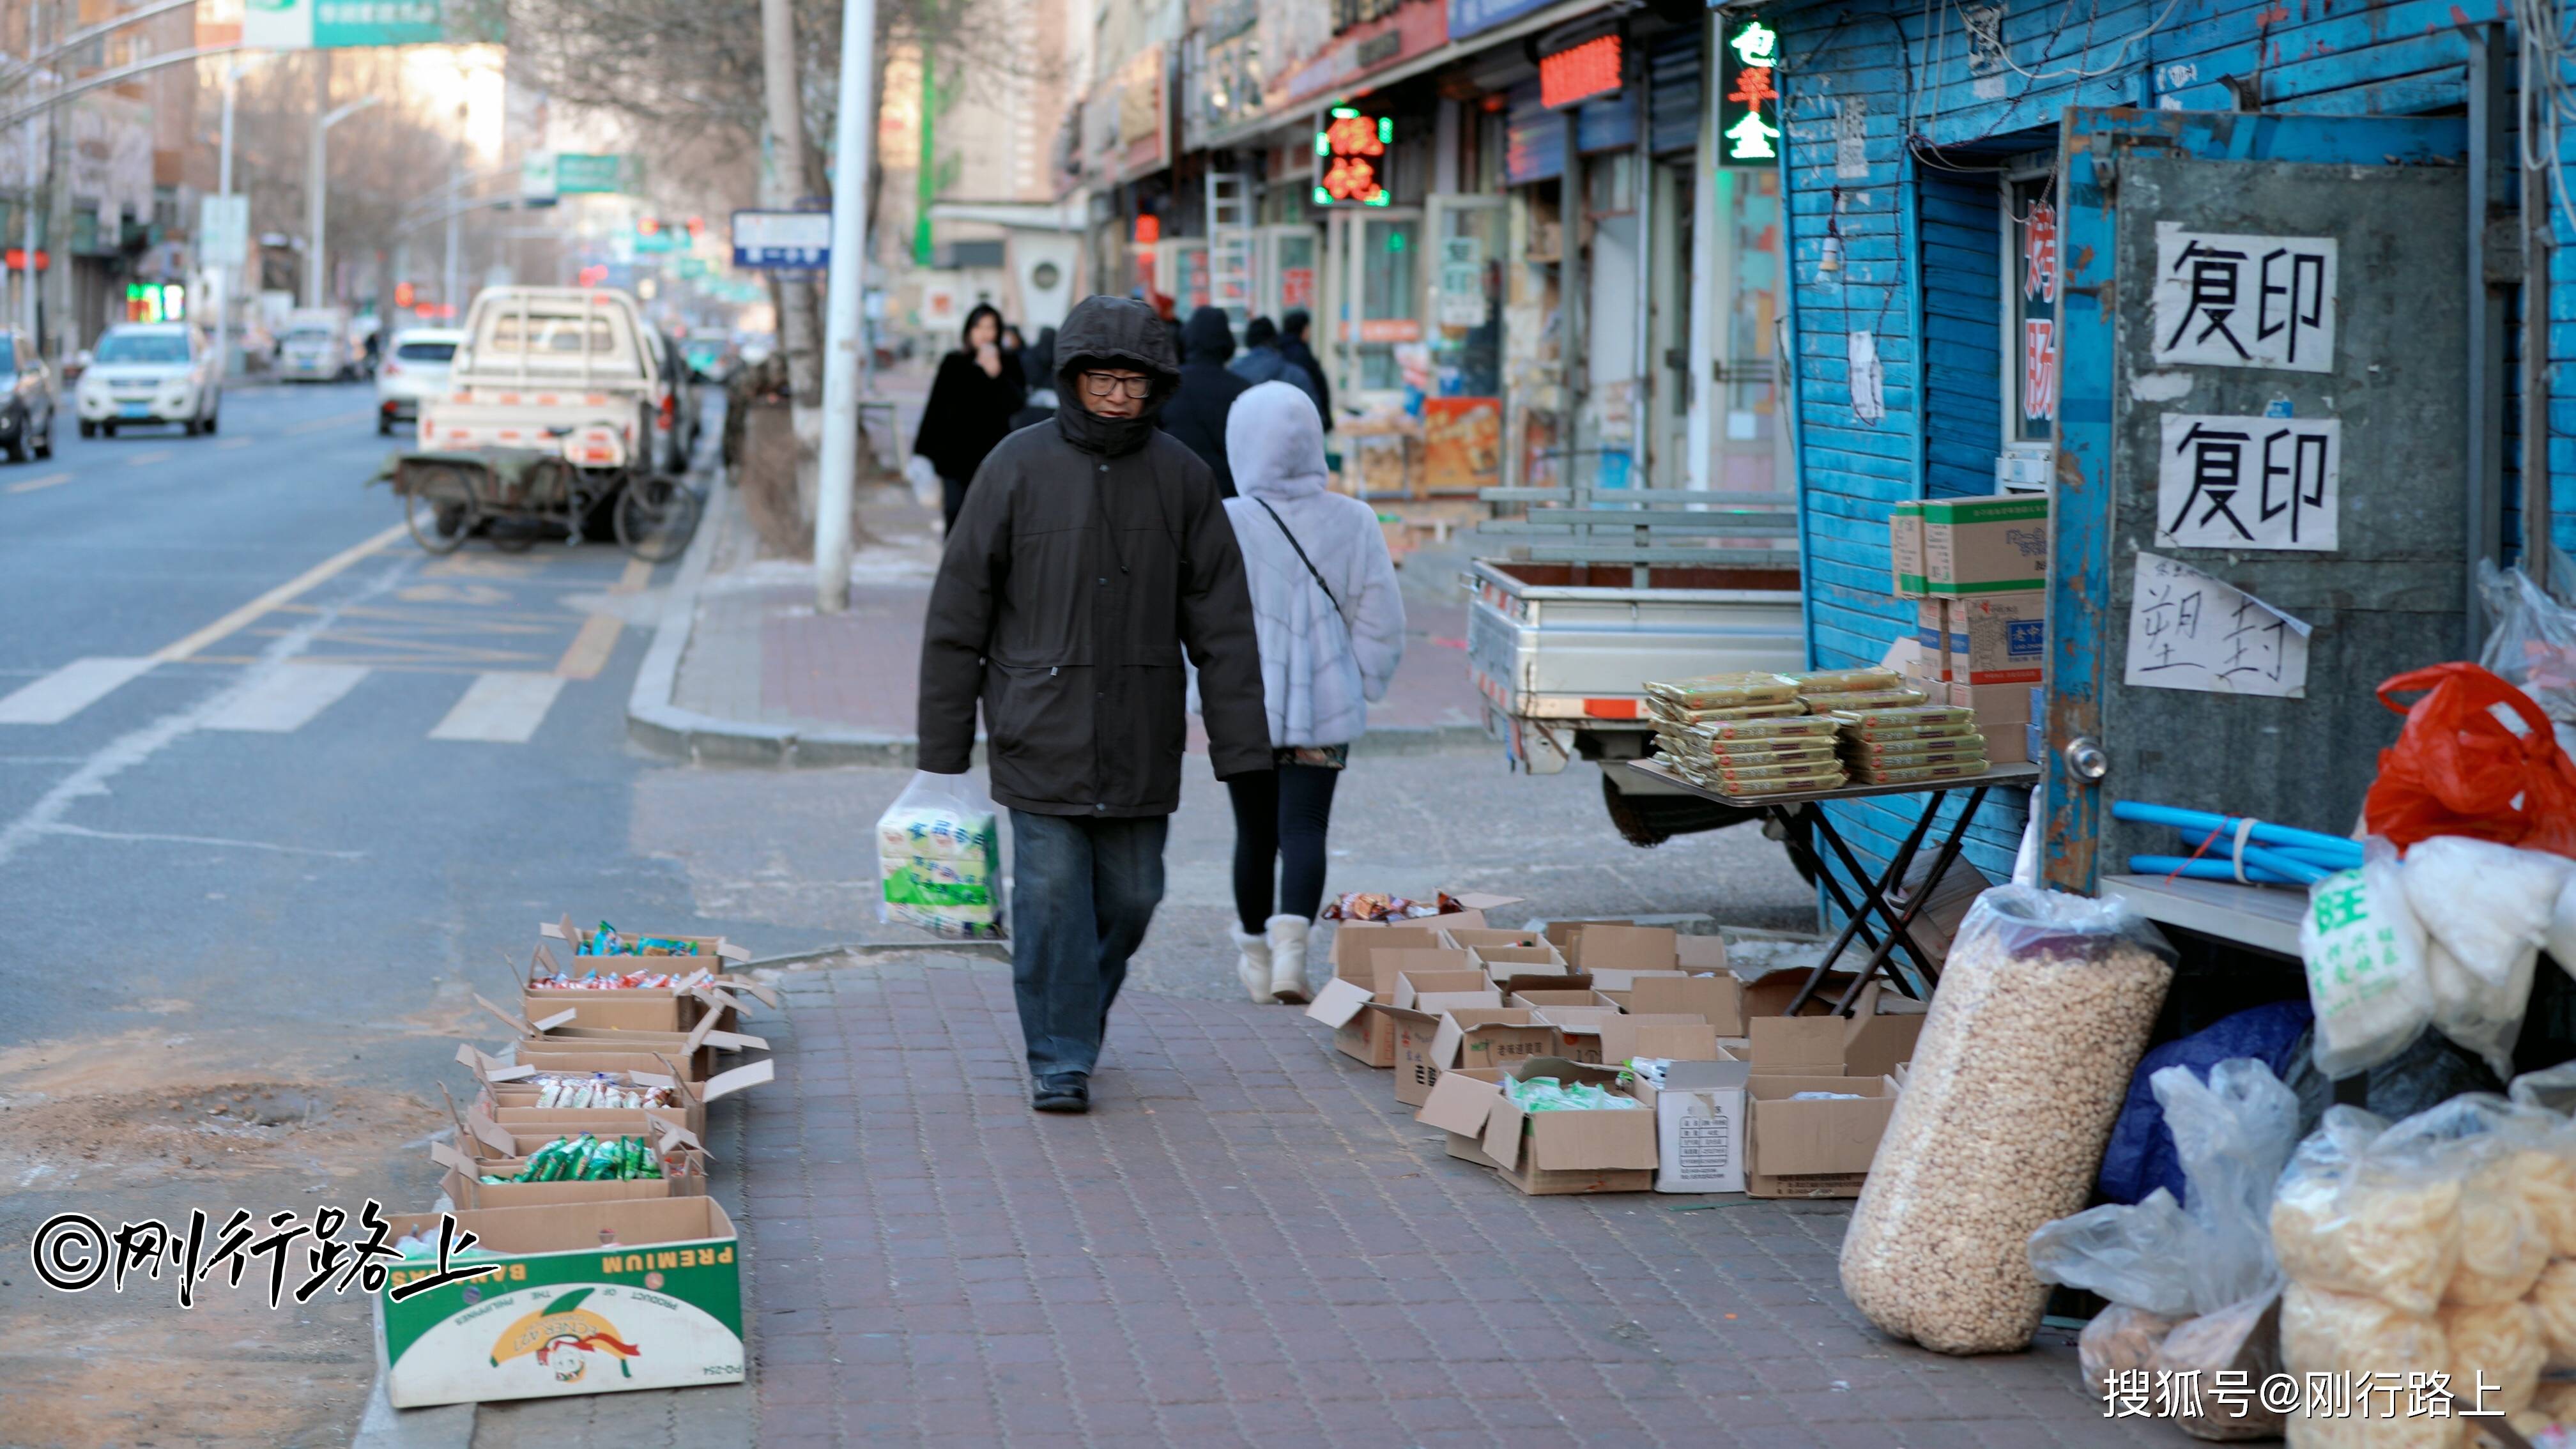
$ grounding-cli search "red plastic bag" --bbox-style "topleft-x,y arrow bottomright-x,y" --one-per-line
2364,662 -> 2576,858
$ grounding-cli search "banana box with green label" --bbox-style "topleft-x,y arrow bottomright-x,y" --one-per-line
379,1198 -> 743,1407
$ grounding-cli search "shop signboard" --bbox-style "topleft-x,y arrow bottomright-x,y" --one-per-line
1449,0 -> 1553,42
1314,108 -> 1394,207
1539,34 -> 1621,109
1715,15 -> 1782,167
730,210 -> 831,271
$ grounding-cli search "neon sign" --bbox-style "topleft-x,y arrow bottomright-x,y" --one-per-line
1718,16 -> 1782,167
1538,34 -> 1621,109
1312,106 -> 1392,207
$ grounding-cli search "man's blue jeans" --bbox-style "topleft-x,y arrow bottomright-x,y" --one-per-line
1008,809 -> 1169,1078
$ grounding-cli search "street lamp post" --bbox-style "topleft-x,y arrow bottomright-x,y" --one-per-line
813,0 -> 879,612
307,91 -> 381,308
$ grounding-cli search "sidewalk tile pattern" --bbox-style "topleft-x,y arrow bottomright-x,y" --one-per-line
734,961 -> 2163,1448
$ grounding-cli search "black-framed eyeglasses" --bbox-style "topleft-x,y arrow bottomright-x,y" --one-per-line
1082,372 -> 1153,399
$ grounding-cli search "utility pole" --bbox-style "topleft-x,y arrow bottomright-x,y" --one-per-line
19,0 -> 41,348
816,0 -> 878,612
307,72 -> 380,309
759,0 -> 825,516
42,0 -> 67,361
444,101 -> 464,319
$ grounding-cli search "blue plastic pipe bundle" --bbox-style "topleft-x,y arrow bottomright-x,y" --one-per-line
2111,800 -> 2365,887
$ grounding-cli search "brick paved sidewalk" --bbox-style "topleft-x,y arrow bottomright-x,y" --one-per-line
735,958 -> 2156,1448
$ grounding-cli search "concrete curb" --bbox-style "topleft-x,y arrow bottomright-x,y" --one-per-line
626,482 -> 1494,766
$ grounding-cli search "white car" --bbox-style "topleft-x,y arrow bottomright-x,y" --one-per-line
76,325 -> 219,437
375,327 -> 464,435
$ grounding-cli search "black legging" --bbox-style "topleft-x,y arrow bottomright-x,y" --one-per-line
1226,762 -> 1342,934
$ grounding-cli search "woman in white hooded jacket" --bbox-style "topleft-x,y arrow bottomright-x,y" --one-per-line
1200,382 -> 1405,1002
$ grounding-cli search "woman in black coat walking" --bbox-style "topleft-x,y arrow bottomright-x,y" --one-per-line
912,303 -> 1027,532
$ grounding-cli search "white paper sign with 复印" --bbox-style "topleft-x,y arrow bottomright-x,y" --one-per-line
2123,551 -> 2312,699
2156,413 -> 2340,553
2151,224 -> 2337,372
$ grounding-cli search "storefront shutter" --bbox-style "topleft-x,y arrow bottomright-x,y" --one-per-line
1918,168 -> 2003,499
1647,30 -> 1701,155
1504,80 -> 1564,185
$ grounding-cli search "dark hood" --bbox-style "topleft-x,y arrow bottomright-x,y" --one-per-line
1181,305 -> 1236,365
1053,295 -> 1179,457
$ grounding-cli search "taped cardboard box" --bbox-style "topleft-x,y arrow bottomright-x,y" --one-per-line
1636,1057 -> 1752,1194
379,1197 -> 743,1407
1916,592 -> 2045,686
1919,494 -> 2049,596
1745,1073 -> 1900,1199
1889,499 -> 1926,597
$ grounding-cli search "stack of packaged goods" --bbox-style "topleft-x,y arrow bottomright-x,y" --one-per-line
877,772 -> 1006,940
1834,703 -> 1989,785
1784,667 -> 1931,716
1652,715 -> 1847,796
1642,671 -> 1807,726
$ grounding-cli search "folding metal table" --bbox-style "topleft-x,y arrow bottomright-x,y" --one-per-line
1618,758 -> 2040,1016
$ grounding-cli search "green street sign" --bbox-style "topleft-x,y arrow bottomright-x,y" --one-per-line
556,154 -> 642,195
676,257 -> 709,279
243,0 -> 503,49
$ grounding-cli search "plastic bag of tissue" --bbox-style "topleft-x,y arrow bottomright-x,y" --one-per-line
877,770 -> 1006,940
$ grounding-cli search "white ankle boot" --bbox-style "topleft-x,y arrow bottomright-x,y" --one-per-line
1264,914 -> 1312,1004
1232,928 -> 1273,1003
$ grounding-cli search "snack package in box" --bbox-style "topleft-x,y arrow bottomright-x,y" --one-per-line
878,771 -> 1006,939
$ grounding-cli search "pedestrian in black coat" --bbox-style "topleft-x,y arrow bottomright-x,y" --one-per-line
1154,306 -> 1252,496
911,303 -> 1025,532
917,295 -> 1272,1115
1278,308 -> 1333,425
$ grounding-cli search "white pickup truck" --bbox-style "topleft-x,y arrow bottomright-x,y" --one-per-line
1468,484 -> 1807,848
420,286 -> 662,470
389,286 -> 697,559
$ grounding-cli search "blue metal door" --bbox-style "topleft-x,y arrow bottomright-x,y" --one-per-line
2043,109 -> 2471,892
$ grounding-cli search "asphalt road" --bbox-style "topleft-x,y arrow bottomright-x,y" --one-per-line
0,377 -> 1816,1447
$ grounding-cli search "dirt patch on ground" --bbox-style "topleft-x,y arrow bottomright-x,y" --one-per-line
0,1028 -> 446,1448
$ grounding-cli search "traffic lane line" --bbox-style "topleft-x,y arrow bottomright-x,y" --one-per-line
215,436 -> 256,449
0,657 -> 156,724
552,556 -> 656,678
199,661 -> 371,732
151,521 -> 409,663
6,470 -> 72,493
429,671 -> 566,742
125,448 -> 174,468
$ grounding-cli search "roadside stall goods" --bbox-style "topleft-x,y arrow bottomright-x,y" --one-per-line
1640,670 -> 2004,793
381,917 -> 781,1407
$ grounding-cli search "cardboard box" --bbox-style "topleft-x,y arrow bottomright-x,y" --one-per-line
1480,1057 -> 1659,1194
540,916 -> 751,968
1441,928 -> 1548,954
1945,679 -> 2035,762
1303,978 -> 1397,1067
1429,1007 -> 1558,1073
1627,973 -> 1746,1035
1391,969 -> 1501,1015
1743,988 -> 1925,1078
1417,1066 -> 1510,1164
1531,1006 -> 1622,1063
1890,500 -> 1926,598
379,1198 -> 744,1407
1330,923 -> 1446,981
1600,1016 -> 1725,1064
1920,495 -> 2050,596
1748,1015 -> 1848,1075
1841,990 -> 1929,1079
475,994 -> 768,1086
1384,1005 -> 1446,1107
1740,969 -> 1856,1020
433,1140 -> 710,1210
1918,593 -> 2046,686
1641,1057 -> 1753,1193
1745,1074 -> 1900,1199
461,1045 -> 774,1140
1374,947 -> 1475,994
1326,893 -> 1526,969
1473,944 -> 1572,982
1508,988 -> 1611,1011
1565,924 -> 1679,972
1676,935 -> 1728,971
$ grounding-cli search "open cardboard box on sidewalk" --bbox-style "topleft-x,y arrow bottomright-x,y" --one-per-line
1744,1074 -> 1901,1199
1633,1058 -> 1752,1193
459,1043 -> 773,1139
519,945 -> 776,1036
430,1138 -> 710,1210
1416,1055 -> 1659,1195
1742,983 -> 1927,1078
474,994 -> 767,1085
379,1198 -> 744,1407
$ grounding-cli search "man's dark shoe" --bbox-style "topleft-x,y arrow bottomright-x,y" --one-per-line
1032,1073 -> 1090,1114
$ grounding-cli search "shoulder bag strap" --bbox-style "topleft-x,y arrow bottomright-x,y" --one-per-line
1250,496 -> 1347,624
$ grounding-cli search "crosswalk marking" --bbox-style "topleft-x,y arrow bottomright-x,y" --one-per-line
4,470 -> 72,494
200,662 -> 370,732
0,657 -> 155,724
429,671 -> 565,743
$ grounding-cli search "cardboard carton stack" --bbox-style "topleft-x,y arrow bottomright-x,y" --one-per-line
384,916 -> 783,1410
1890,494 -> 2048,763
1310,905 -> 1926,1199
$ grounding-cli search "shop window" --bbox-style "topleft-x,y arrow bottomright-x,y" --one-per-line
2005,167 -> 2057,447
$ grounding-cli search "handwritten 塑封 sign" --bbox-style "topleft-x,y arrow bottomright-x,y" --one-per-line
2124,552 -> 2312,698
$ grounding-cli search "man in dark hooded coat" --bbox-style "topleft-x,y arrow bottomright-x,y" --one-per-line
917,295 -> 1272,1114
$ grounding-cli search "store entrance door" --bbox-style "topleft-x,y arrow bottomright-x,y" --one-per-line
2043,109 -> 2472,891
1424,194 -> 1505,494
